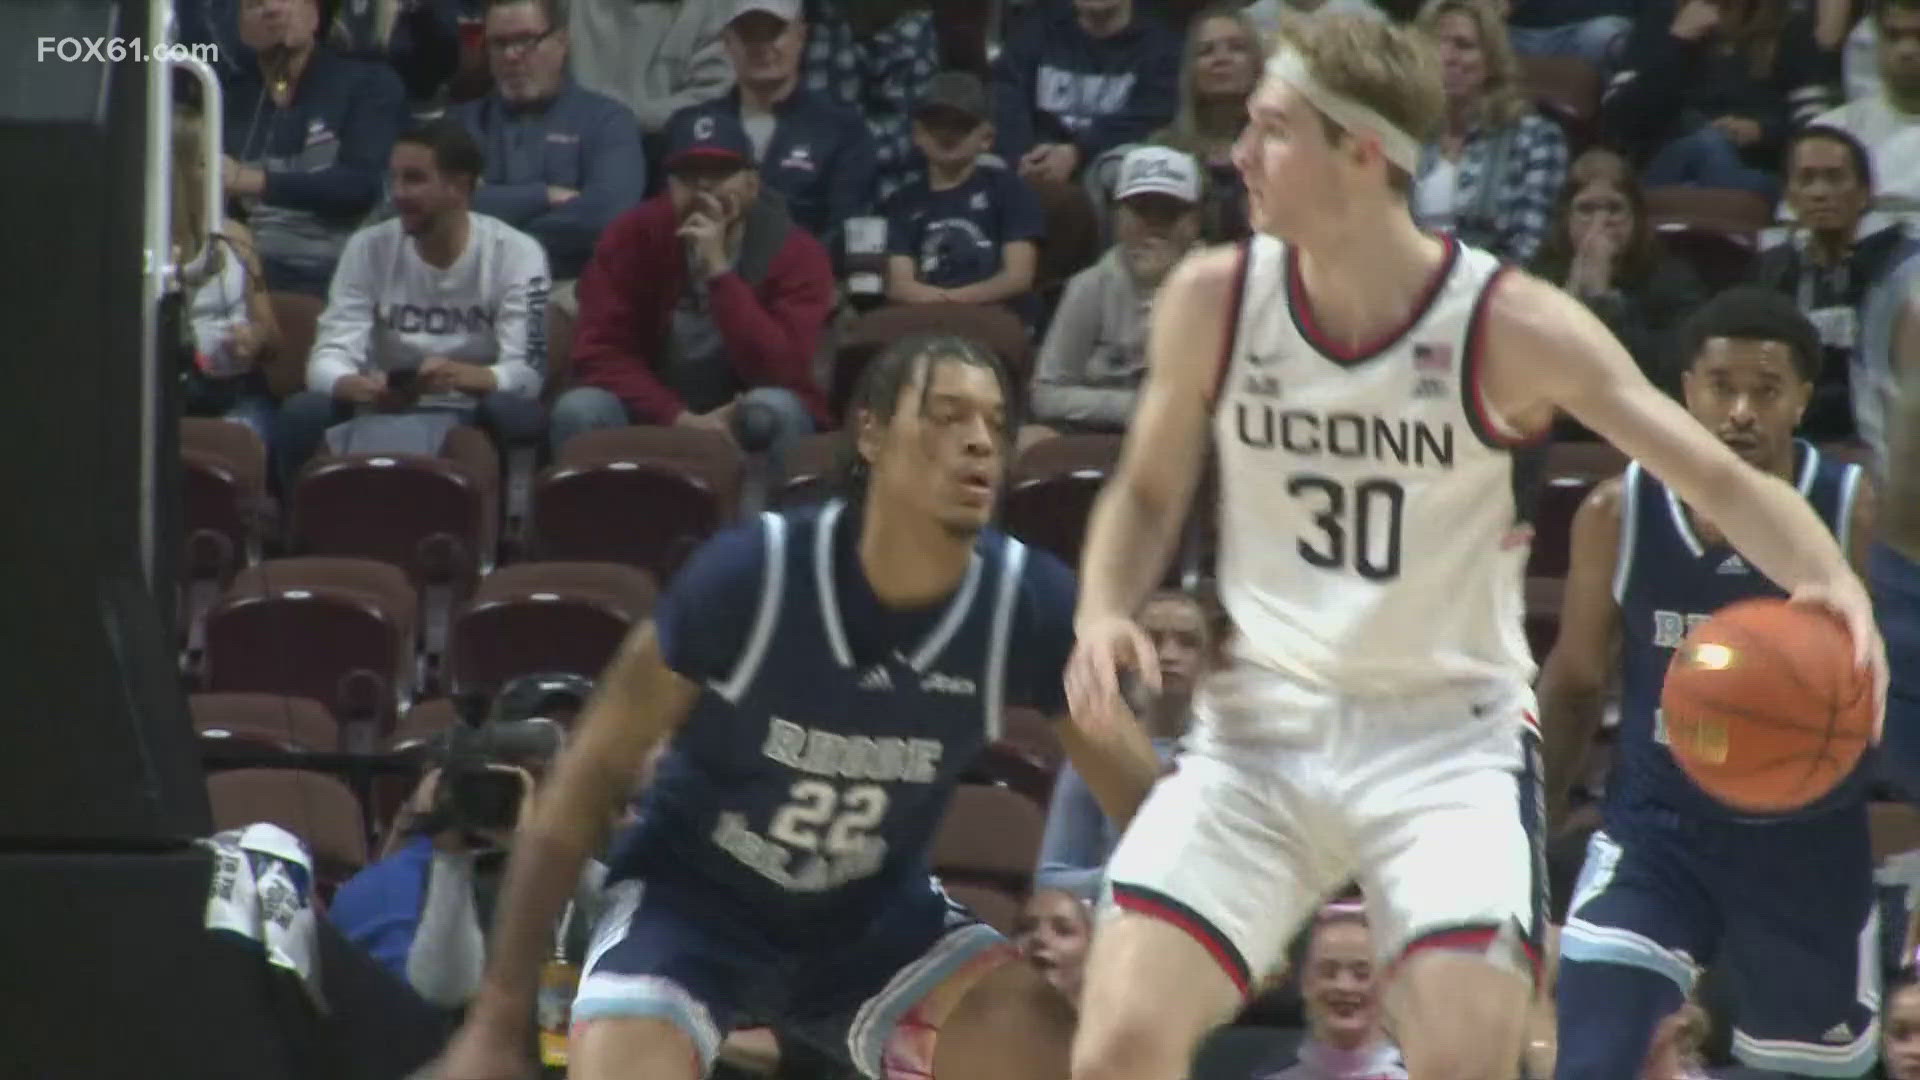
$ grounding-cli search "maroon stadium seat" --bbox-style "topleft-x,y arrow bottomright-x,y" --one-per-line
934,784 -> 1046,921
531,427 -> 743,582
204,558 -> 419,745
205,767 -> 369,889
190,692 -> 340,754
447,562 -> 657,697
1003,434 -> 1123,573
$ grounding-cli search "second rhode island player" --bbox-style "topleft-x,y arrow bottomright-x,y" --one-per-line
436,333 -> 1162,1080
1540,289 -> 1881,1079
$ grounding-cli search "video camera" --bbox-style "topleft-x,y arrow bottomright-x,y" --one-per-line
422,673 -> 593,840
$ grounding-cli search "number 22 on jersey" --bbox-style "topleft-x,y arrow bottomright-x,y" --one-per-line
768,779 -> 889,857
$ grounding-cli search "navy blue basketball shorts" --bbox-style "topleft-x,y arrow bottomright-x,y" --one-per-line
570,877 -> 1010,1078
1872,542 -> 1920,800
1558,806 -> 1879,1077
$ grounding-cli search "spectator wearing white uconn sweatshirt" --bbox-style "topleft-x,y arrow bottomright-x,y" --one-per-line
280,119 -> 550,486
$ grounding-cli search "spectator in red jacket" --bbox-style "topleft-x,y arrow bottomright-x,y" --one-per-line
552,107 -> 831,460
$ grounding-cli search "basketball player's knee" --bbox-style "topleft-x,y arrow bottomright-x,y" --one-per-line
568,1015 -> 704,1080
1390,954 -> 1532,1080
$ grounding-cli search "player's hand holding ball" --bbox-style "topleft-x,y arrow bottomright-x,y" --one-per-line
1662,595 -> 1881,815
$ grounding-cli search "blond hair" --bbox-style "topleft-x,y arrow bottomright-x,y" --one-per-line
170,105 -> 225,289
1268,10 -> 1448,151
1158,2 -> 1261,159
1415,0 -> 1533,128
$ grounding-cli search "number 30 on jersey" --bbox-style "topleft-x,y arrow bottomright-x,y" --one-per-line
1288,473 -> 1407,581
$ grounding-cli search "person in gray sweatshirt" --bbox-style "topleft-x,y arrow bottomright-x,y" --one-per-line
1026,145 -> 1203,443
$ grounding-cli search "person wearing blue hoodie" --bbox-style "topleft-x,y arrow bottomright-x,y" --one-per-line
222,0 -> 409,296
991,0 -> 1184,185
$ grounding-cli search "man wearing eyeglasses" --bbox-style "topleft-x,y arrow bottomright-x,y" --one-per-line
452,0 -> 645,315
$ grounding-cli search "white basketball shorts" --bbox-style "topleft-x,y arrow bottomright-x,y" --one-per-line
1101,666 -> 1548,995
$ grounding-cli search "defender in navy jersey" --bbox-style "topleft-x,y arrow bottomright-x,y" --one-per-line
1539,289 -> 1880,1079
436,335 -> 1161,1080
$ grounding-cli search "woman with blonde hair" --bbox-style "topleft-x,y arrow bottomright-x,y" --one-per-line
174,103 -> 281,441
1531,147 -> 1706,390
1151,2 -> 1263,241
1412,0 -> 1568,264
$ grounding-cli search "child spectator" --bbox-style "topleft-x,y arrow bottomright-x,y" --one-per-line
1012,888 -> 1094,1009
883,71 -> 1044,322
1532,149 -> 1706,396
1889,969 -> 1920,1080
1028,146 -> 1201,439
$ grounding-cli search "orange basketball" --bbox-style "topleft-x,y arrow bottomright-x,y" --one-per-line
1661,598 -> 1874,815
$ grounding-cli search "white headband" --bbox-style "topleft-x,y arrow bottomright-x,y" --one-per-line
1265,48 -> 1422,174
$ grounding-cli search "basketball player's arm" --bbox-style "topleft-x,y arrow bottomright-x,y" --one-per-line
1537,479 -> 1624,833
1055,704 -> 1163,831
1074,247 -> 1237,631
1487,274 -> 1885,679
462,624 -> 699,1031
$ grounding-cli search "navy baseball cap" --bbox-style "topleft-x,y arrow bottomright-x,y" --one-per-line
664,108 -> 754,171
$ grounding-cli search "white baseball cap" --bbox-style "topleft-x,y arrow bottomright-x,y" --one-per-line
731,0 -> 801,23
1114,146 -> 1202,203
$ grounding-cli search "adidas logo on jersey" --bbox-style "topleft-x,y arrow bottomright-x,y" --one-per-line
1412,376 -> 1450,399
857,667 -> 893,691
1717,554 -> 1749,575
1822,1022 -> 1854,1044
920,672 -> 976,696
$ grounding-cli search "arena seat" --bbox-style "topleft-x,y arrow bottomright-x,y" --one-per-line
531,426 -> 743,582
1525,576 -> 1566,662
998,705 -> 1065,773
203,557 -> 419,747
290,424 -> 501,604
191,692 -> 340,754
1644,187 -> 1770,290
831,303 -> 1035,424
206,767 -> 370,888
180,421 -> 272,661
1004,433 -> 1124,573
1517,55 -> 1601,149
771,432 -> 842,508
934,782 -> 1046,901
1529,441 -> 1628,580
447,562 -> 657,697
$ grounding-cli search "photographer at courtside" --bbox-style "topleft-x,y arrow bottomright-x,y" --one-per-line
328,676 -> 613,1073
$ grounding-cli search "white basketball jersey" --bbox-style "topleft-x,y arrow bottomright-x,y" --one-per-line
1210,234 -> 1542,698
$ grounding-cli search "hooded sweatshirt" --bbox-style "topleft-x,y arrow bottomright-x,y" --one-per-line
991,1 -> 1182,165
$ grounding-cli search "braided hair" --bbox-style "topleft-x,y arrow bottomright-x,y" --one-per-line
834,332 -> 1015,503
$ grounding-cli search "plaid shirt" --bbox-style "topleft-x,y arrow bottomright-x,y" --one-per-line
1419,112 -> 1568,265
802,0 -> 939,204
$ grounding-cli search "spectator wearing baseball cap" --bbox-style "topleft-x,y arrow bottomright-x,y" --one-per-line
554,105 -> 831,460
881,71 -> 1046,323
1027,146 -> 1202,442
663,0 -> 877,250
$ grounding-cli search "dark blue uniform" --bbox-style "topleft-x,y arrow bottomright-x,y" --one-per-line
573,500 -> 1076,1077
1556,442 -> 1878,1080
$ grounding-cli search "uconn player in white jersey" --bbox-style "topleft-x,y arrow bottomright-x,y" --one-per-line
1063,14 -> 1889,1080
